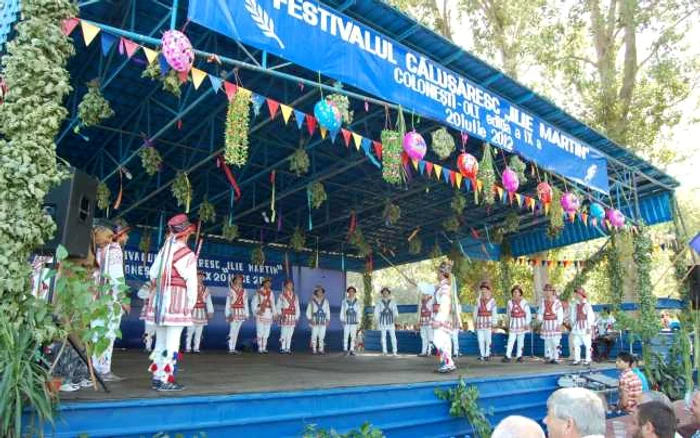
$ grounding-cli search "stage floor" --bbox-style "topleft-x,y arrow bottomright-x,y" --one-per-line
62,350 -> 616,402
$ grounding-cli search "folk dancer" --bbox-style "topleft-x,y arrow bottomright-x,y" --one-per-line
452,301 -> 463,358
570,287 -> 595,365
537,283 -> 564,364
432,260 -> 460,373
224,274 -> 249,354
251,278 -> 277,354
473,280 -> 497,361
277,279 -> 300,354
503,285 -> 532,363
558,289 -> 574,360
144,214 -> 198,392
374,287 -> 399,356
306,285 -> 330,354
340,286 -> 361,355
185,272 -> 214,353
137,282 -> 156,353
418,284 -> 435,357
92,221 -> 131,382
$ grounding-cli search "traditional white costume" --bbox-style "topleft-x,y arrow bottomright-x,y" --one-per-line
224,278 -> 249,353
340,292 -> 361,354
473,283 -> 498,360
570,290 -> 595,364
537,295 -> 564,362
374,293 -> 399,355
185,280 -> 214,353
251,284 -> 277,353
306,291 -> 330,354
418,290 -> 434,356
504,295 -> 531,361
432,262 -> 460,373
277,287 -> 300,353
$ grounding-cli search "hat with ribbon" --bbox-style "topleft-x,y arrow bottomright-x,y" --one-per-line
479,280 -> 492,291
167,213 -> 196,236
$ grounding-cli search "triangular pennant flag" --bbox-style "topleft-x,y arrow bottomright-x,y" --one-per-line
341,129 -> 352,147
81,21 -> 101,46
352,133 -> 363,151
191,68 -> 207,90
330,129 -> 339,143
178,70 -> 189,84
223,81 -> 237,101
61,18 -> 80,36
547,260 -> 553,267
557,261 -> 563,267
464,178 -> 471,191
373,141 -> 383,161
320,127 -> 328,139
419,160 -> 426,175
449,170 -> 456,186
294,110 -> 306,130
442,168 -> 450,184
251,92 -> 265,115
582,213 -> 588,226
541,260 -> 547,267
515,193 -> 523,207
425,161 -> 433,176
280,104 -> 293,124
411,159 -> 419,171
496,186 -> 504,200
305,115 -> 317,136
529,197 -> 536,211
143,47 -> 158,64
434,164 -> 443,179
564,260 -> 572,268
122,38 -> 139,58
544,202 -> 550,216
158,53 -> 170,77
455,172 -> 463,188
476,179 -> 483,193
101,33 -> 117,56
568,212 -> 576,223
266,98 -> 280,119
209,75 -> 223,93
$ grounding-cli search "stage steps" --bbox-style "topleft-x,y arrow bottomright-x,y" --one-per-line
35,368 -> 617,438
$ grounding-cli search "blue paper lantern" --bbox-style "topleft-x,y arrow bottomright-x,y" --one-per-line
590,202 -> 605,220
314,99 -> 341,132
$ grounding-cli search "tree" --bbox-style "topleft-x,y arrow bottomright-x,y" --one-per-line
387,0 -> 455,40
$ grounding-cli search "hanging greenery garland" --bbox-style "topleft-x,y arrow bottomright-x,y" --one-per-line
142,59 -> 161,80
221,223 -> 239,241
138,228 -> 152,253
442,215 -> 460,233
96,182 -> 111,211
138,146 -> 162,176
561,239 -> 610,301
380,129 -> 403,185
141,60 -> 183,97
383,202 -> 401,226
361,271 -> 374,329
290,227 -> 306,252
224,88 -> 252,167
408,236 -> 422,255
349,228 -> 372,257
307,253 -> 318,269
327,93 -> 353,124
429,242 -> 442,259
633,226 -> 660,350
607,234 -> 625,311
309,181 -> 327,209
431,127 -> 455,160
479,143 -> 496,205
547,187 -> 564,238
77,80 -> 114,129
198,198 -> 216,224
503,212 -> 520,234
289,148 -> 310,176
251,246 -> 265,265
451,190 -> 467,215
171,171 -> 192,212
508,156 -> 527,184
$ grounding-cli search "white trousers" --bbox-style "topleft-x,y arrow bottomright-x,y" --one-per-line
569,332 -> 575,357
452,330 -> 460,355
310,325 -> 327,352
544,336 -> 562,360
185,324 -> 204,352
144,322 -> 155,352
476,329 -> 492,358
280,325 -> 296,351
433,328 -> 454,367
227,320 -> 244,352
151,325 -> 184,383
92,311 -> 123,375
506,332 -> 525,358
343,324 -> 359,351
256,321 -> 272,352
420,325 -> 433,355
572,333 -> 592,362
380,328 -> 397,354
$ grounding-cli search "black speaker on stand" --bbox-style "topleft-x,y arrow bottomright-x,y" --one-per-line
41,168 -> 97,258
688,265 -> 700,310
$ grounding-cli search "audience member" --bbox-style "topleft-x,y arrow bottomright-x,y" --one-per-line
492,415 -> 545,438
544,387 -> 606,438
632,355 -> 651,392
629,401 -> 677,438
677,391 -> 700,438
618,352 -> 644,413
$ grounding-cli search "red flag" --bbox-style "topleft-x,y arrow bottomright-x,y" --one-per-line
121,38 -> 139,58
373,141 -> 383,161
425,161 -> 434,176
216,155 -> 242,200
224,82 -> 237,101
341,129 -> 352,147
449,170 -> 456,186
266,99 -> 280,119
305,115 -> 317,136
61,18 -> 80,36
177,71 -> 188,83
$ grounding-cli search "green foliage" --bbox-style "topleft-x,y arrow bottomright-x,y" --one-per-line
429,242 -> 442,259
431,127 -> 455,160
361,272 -> 374,330
171,171 -> 191,212
96,182 -> 111,211
442,215 -> 460,233
349,228 -> 372,258
562,239 -> 609,301
302,422 -> 385,438
289,148 -> 310,176
643,333 -> 690,401
382,202 -> 401,226
633,226 -> 660,344
221,223 -> 239,242
547,187 -> 564,239
327,93 -> 353,125
224,88 -> 252,167
198,198 -> 216,224
450,190 -> 467,214
290,227 -> 306,252
138,146 -> 163,176
251,246 -> 265,266
139,228 -> 152,253
502,212 -> 520,234
380,129 -> 404,185
607,234 -> 626,310
478,144 -> 496,205
309,181 -> 328,209
508,156 -> 527,184
435,378 -> 493,438
408,236 -> 422,255
77,80 -> 114,129
141,59 -> 183,98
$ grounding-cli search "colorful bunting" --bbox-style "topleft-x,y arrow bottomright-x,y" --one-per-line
434,164 -> 443,179
209,75 -> 223,93
305,115 -> 317,136
280,104 -> 293,124
81,21 -> 101,46
143,46 -> 159,64
455,172 -> 463,188
61,18 -> 80,36
100,33 -> 117,56
341,129 -> 352,147
352,133 -> 363,151
411,159 -> 419,171
320,127 -> 328,139
373,141 -> 383,161
223,81 -> 237,101
419,160 -> 426,175
266,98 -> 280,119
121,38 -> 139,58
294,110 -> 306,130
191,68 -> 207,90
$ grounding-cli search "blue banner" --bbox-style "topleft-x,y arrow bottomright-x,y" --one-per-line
188,0 -> 609,194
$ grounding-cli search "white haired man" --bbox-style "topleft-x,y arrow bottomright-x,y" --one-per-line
544,387 -> 606,438
492,415 -> 546,438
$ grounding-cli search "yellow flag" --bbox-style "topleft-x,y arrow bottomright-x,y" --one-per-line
81,21 -> 101,46
455,172 -> 463,188
434,164 -> 443,179
191,68 -> 207,90
352,133 -> 363,150
545,203 -> 551,216
320,127 -> 328,139
476,179 -> 483,193
411,159 -> 419,170
280,105 -> 293,124
143,47 -> 158,64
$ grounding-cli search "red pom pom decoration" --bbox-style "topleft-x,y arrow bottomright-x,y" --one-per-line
149,363 -> 158,372
164,364 -> 172,373
167,375 -> 176,383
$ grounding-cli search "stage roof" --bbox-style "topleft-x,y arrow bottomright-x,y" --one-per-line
15,0 -> 679,270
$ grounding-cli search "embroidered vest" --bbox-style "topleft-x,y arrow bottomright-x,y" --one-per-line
543,299 -> 557,320
312,298 -> 327,324
511,300 -> 525,318
576,303 -> 587,322
257,290 -> 272,312
168,246 -> 191,288
379,299 -> 394,325
194,286 -> 206,309
478,298 -> 491,317
281,292 -> 296,315
345,299 -> 358,325
421,297 -> 432,317
231,287 -> 245,309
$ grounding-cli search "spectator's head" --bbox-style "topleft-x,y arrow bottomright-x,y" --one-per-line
629,401 -> 676,438
544,388 -> 605,438
492,415 -> 545,438
617,352 -> 635,371
638,391 -> 672,409
690,390 -> 700,423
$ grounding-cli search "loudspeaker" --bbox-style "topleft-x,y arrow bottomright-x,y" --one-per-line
689,265 -> 700,310
41,168 -> 97,258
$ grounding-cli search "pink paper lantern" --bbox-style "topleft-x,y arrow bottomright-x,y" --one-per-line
561,192 -> 580,213
607,209 -> 626,228
537,182 -> 552,204
161,30 -> 194,73
502,168 -> 519,193
457,152 -> 478,179
403,131 -> 427,161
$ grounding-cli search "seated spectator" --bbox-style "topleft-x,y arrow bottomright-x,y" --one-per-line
492,415 -> 545,438
677,391 -> 700,438
544,387 -> 606,438
629,401 -> 677,438
618,352 -> 644,413
636,392 -> 682,438
632,355 -> 651,392
593,307 -> 616,361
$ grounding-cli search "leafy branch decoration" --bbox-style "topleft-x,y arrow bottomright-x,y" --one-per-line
244,0 -> 285,49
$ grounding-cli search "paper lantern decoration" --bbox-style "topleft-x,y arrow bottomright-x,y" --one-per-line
161,30 -> 195,73
457,153 -> 478,179
560,192 -> 580,213
314,99 -> 341,132
537,182 -> 552,204
502,168 -> 519,193
589,203 -> 605,221
606,208 -> 626,228
403,131 -> 427,161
